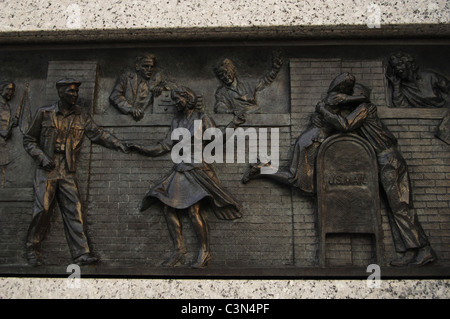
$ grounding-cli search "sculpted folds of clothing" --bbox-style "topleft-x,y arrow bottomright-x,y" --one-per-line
0,98 -> 11,134
0,99 -> 12,165
140,111 -> 243,220
29,153 -> 89,258
320,102 -> 429,251
0,138 -> 8,166
109,70 -> 166,114
215,79 -> 260,113
392,71 -> 450,108
23,103 -> 122,172
288,119 -> 334,194
392,70 -> 450,144
214,64 -> 281,113
321,103 -> 397,153
23,102 -> 124,258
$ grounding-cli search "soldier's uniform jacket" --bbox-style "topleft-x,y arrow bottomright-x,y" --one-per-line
23,102 -> 122,173
0,96 -> 13,165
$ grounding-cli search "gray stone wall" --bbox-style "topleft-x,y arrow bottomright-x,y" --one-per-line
1,0 -> 449,31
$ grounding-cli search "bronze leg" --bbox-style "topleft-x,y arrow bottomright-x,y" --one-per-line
26,178 -> 58,266
161,205 -> 186,267
259,170 -> 295,186
188,203 -> 211,268
1,166 -> 5,188
56,176 -> 90,259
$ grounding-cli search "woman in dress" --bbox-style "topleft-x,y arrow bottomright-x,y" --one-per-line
130,86 -> 245,268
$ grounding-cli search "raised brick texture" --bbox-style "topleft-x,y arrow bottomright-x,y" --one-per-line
0,57 -> 448,271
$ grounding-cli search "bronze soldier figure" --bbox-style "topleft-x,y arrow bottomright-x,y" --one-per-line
316,82 -> 436,267
130,86 -> 245,269
0,80 -> 18,188
23,78 -> 130,266
243,71 -> 436,267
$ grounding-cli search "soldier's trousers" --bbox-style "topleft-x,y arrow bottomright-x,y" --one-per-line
378,147 -> 429,252
26,160 -> 90,259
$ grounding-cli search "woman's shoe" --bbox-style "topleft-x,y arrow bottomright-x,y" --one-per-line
161,249 -> 187,267
190,250 -> 211,269
241,159 -> 270,184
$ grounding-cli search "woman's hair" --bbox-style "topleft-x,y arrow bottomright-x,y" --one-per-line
171,86 -> 198,109
389,51 -> 418,73
214,58 -> 236,77
327,72 -> 355,94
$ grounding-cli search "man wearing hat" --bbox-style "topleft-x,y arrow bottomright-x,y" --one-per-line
315,81 -> 436,267
23,78 -> 130,266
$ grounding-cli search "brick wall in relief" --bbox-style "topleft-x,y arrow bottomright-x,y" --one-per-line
84,120 -> 294,267
289,58 -> 450,267
0,57 -> 448,271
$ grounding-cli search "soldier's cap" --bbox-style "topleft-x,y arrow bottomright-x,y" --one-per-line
56,78 -> 81,89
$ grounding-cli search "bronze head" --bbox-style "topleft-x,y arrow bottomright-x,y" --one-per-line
388,51 -> 418,81
214,58 -> 237,86
171,86 -> 198,112
0,80 -> 15,101
135,53 -> 156,80
56,78 -> 81,108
